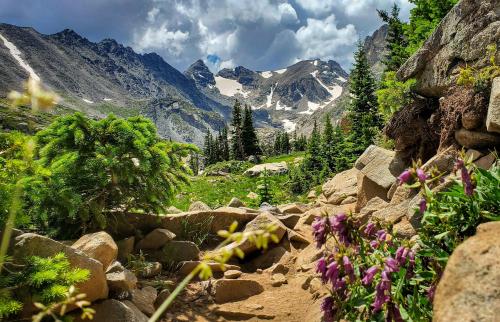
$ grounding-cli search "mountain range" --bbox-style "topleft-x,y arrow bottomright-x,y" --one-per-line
0,23 -> 386,146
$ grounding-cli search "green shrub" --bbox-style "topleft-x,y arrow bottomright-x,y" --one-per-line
25,113 -> 195,238
257,169 -> 274,205
457,44 -> 500,92
377,71 -> 416,121
0,253 -> 90,319
203,160 -> 253,176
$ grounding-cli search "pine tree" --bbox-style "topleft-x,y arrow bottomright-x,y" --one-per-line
304,121 -> 323,172
347,43 -> 381,156
203,131 -> 214,165
230,100 -> 244,160
257,169 -> 274,205
378,3 -> 409,72
282,132 -> 291,154
241,105 -> 260,157
321,115 -> 335,171
221,127 -> 230,161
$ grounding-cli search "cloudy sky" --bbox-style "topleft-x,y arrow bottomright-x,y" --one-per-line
0,0 -> 412,72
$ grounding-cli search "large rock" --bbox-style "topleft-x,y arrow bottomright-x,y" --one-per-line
278,203 -> 308,214
79,299 -> 148,322
397,0 -> 500,97
321,168 -> 359,204
275,213 -> 301,229
106,263 -> 138,294
234,212 -> 287,254
356,197 -> 388,224
189,201 -> 211,212
72,231 -> 118,271
13,233 -> 108,302
131,286 -> 157,316
161,207 -> 257,236
487,77 -> 500,133
116,236 -> 135,262
243,162 -> 288,177
455,128 -> 500,149
434,221 -> 500,322
354,145 -> 405,210
213,279 -> 264,303
135,228 -> 176,251
149,241 -> 200,264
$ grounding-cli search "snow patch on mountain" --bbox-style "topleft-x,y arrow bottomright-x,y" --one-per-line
276,100 -> 293,111
282,119 -> 296,133
275,68 -> 287,74
214,76 -> 244,97
266,84 -> 276,108
260,71 -> 273,78
0,31 -> 40,81
82,98 -> 94,104
311,71 -> 343,102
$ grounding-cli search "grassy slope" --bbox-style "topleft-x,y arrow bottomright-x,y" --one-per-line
171,152 -> 308,211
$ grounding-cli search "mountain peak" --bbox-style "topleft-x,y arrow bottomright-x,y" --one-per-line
185,59 -> 215,87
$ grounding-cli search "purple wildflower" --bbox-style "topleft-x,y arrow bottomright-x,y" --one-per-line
395,247 -> 409,266
398,169 -> 412,185
330,213 -> 349,244
325,261 -> 339,285
376,229 -> 387,242
370,240 -> 380,249
343,256 -> 355,282
427,284 -> 436,301
416,168 -> 428,182
316,257 -> 327,282
362,266 -> 379,285
312,217 -> 328,248
384,257 -> 399,273
320,296 -> 335,322
455,159 -> 475,196
364,222 -> 376,236
419,198 -> 427,214
372,271 -> 391,312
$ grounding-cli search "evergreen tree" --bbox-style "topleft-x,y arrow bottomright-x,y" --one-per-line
230,100 -> 244,160
378,3 -> 409,72
304,121 -> 324,172
203,131 -> 215,165
321,115 -> 335,171
221,127 -> 230,161
257,169 -> 274,205
282,132 -> 291,154
347,44 -> 381,156
241,105 -> 260,157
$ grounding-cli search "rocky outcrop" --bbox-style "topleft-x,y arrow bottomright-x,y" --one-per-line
320,168 -> 359,205
363,24 -> 388,79
72,231 -> 118,271
13,233 -> 108,303
243,162 -> 288,177
434,222 -> 500,322
397,0 -> 500,97
486,77 -> 500,133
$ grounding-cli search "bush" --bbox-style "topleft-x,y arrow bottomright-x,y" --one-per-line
203,160 -> 253,176
0,253 -> 90,319
457,44 -> 500,92
377,72 -> 416,121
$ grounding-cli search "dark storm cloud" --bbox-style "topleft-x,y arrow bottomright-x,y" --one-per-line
0,0 -> 412,72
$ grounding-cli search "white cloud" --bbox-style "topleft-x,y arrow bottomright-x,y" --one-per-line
134,23 -> 189,56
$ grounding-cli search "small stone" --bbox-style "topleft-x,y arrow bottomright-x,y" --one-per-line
224,270 -> 242,279
227,197 -> 245,208
213,279 -> 264,303
474,153 -> 496,170
131,286 -> 157,316
307,190 -> 317,199
301,275 -> 314,290
256,269 -> 263,274
308,278 -> 322,294
265,263 -> 288,275
188,201 -> 211,212
271,273 -> 287,287
106,266 -> 138,294
247,192 -> 259,199
465,149 -> 484,162
244,303 -> 264,311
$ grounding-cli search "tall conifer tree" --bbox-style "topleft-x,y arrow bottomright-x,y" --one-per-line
230,100 -> 244,160
241,105 -> 260,157
378,3 -> 409,72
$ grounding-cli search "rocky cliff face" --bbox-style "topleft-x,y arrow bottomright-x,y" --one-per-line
0,23 -> 230,146
364,24 -> 388,79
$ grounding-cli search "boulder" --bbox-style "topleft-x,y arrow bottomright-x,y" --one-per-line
356,197 -> 388,224
161,207 -> 257,236
177,261 -> 240,276
13,233 -> 108,302
322,168 -> 359,198
271,273 -> 287,287
79,299 -> 148,322
213,279 -> 264,303
487,77 -> 500,133
135,228 -> 176,251
188,201 -> 211,212
259,202 -> 281,214
465,149 -> 484,162
72,231 -> 118,271
116,236 -> 135,262
397,0 -> 500,97
422,146 -> 459,174
475,152 -> 497,170
224,270 -> 242,279
106,264 -> 138,295
131,286 -> 157,316
354,146 -> 405,210
228,197 -> 245,208
234,212 -> 287,254
149,241 -> 199,264
392,219 -> 417,239
275,213 -> 301,229
434,222 -> 500,322
243,162 -> 288,177
455,128 -> 500,149
278,203 -> 308,214
371,200 -> 409,226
